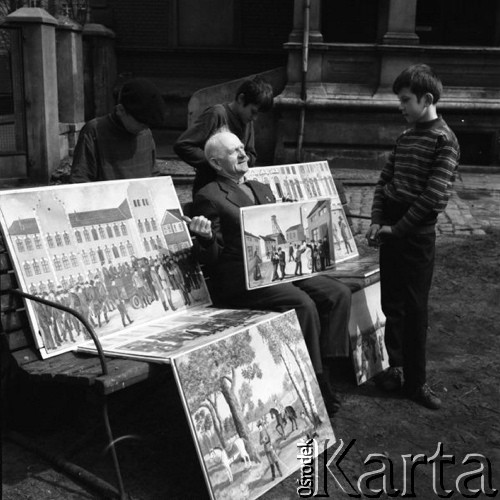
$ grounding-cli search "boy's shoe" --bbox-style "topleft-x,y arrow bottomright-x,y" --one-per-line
374,367 -> 404,392
408,383 -> 442,410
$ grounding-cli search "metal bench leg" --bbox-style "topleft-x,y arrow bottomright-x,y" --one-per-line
101,395 -> 128,500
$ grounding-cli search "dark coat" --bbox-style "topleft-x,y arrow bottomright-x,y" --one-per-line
192,176 -> 275,300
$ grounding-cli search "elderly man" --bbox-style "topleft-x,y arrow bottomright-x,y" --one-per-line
186,131 -> 351,415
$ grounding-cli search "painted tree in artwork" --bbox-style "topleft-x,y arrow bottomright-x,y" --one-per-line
176,330 -> 262,462
257,311 -> 322,427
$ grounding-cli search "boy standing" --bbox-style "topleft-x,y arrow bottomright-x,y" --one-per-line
366,64 -> 460,410
174,76 -> 273,194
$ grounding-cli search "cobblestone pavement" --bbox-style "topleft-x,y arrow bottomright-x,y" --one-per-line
158,160 -> 500,237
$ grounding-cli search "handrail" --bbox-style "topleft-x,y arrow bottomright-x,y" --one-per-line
1,288 -> 109,376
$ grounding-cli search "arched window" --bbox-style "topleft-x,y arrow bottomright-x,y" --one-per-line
47,235 -> 54,248
99,227 -> 106,239
150,237 -> 157,250
127,241 -> 134,256
75,230 -> 82,243
34,235 -> 42,249
23,262 -> 32,277
121,223 -> 127,236
41,259 -> 49,273
92,228 -> 98,240
63,232 -> 70,245
106,226 -> 113,238
119,243 -> 127,257
25,237 -> 33,251
156,235 -> 162,248
143,238 -> 150,252
16,239 -> 25,252
89,249 -> 97,264
29,283 -> 37,295
62,254 -> 70,269
138,220 -> 144,233
112,245 -> 119,258
61,276 -> 68,289
113,225 -> 120,237
55,233 -> 63,247
151,219 -> 157,231
70,254 -> 78,267
69,275 -> 76,286
84,229 -> 91,242
105,247 -> 112,261
33,260 -> 41,275
144,219 -> 151,232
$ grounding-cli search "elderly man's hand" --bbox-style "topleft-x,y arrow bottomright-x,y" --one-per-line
365,224 -> 380,247
182,215 -> 212,240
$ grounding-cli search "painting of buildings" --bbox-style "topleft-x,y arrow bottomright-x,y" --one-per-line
0,178 -> 211,358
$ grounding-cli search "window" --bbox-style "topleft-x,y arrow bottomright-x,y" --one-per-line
106,226 -> 113,238
83,229 -> 90,242
150,237 -> 157,250
25,237 -> 33,251
16,239 -> 25,252
92,228 -> 98,240
145,219 -> 151,232
105,247 -> 112,261
121,223 -> 127,236
70,254 -> 78,267
138,220 -> 144,233
112,245 -> 119,258
62,255 -> 70,269
75,230 -> 82,243
114,225 -> 120,237
47,235 -> 54,248
55,233 -> 63,247
90,249 -> 97,264
82,251 -> 90,265
163,224 -> 173,234
156,235 -> 163,248
151,219 -> 157,231
120,243 -> 127,257
34,235 -> 42,249
33,260 -> 41,275
143,238 -> 150,252
41,259 -> 49,273
63,232 -> 70,245
53,256 -> 62,271
61,276 -> 68,289
127,241 -> 134,256
99,227 -> 106,239
69,275 -> 76,286
23,262 -> 32,277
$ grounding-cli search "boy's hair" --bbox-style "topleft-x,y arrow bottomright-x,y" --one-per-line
235,76 -> 274,112
392,64 -> 443,104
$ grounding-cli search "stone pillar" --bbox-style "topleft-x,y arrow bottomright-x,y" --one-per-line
56,18 -> 84,124
82,23 -> 117,120
288,0 -> 323,43
381,0 -> 419,45
4,7 -> 60,184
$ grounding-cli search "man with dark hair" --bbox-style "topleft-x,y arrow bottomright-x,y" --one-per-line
174,76 -> 274,194
70,78 -> 167,182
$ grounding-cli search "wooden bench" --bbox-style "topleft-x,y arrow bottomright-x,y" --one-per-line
1,175 -> 380,498
0,229 -> 166,500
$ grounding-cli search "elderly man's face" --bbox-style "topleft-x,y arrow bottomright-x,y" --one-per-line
216,134 -> 249,181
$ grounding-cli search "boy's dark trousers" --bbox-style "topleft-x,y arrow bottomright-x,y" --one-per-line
379,231 -> 436,391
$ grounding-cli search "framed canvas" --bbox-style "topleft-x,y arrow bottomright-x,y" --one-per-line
77,308 -> 277,363
171,309 -> 335,500
349,282 -> 388,385
0,177 -> 211,358
240,198 -> 358,290
245,161 -> 340,204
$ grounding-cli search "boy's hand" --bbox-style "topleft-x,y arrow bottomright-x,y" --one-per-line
182,215 -> 212,240
366,224 -> 380,247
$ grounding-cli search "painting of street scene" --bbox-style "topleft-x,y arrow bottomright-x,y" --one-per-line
349,283 -> 388,385
245,160 -> 340,204
78,309 -> 277,362
241,199 -> 358,290
172,309 -> 335,500
0,177 -> 211,358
